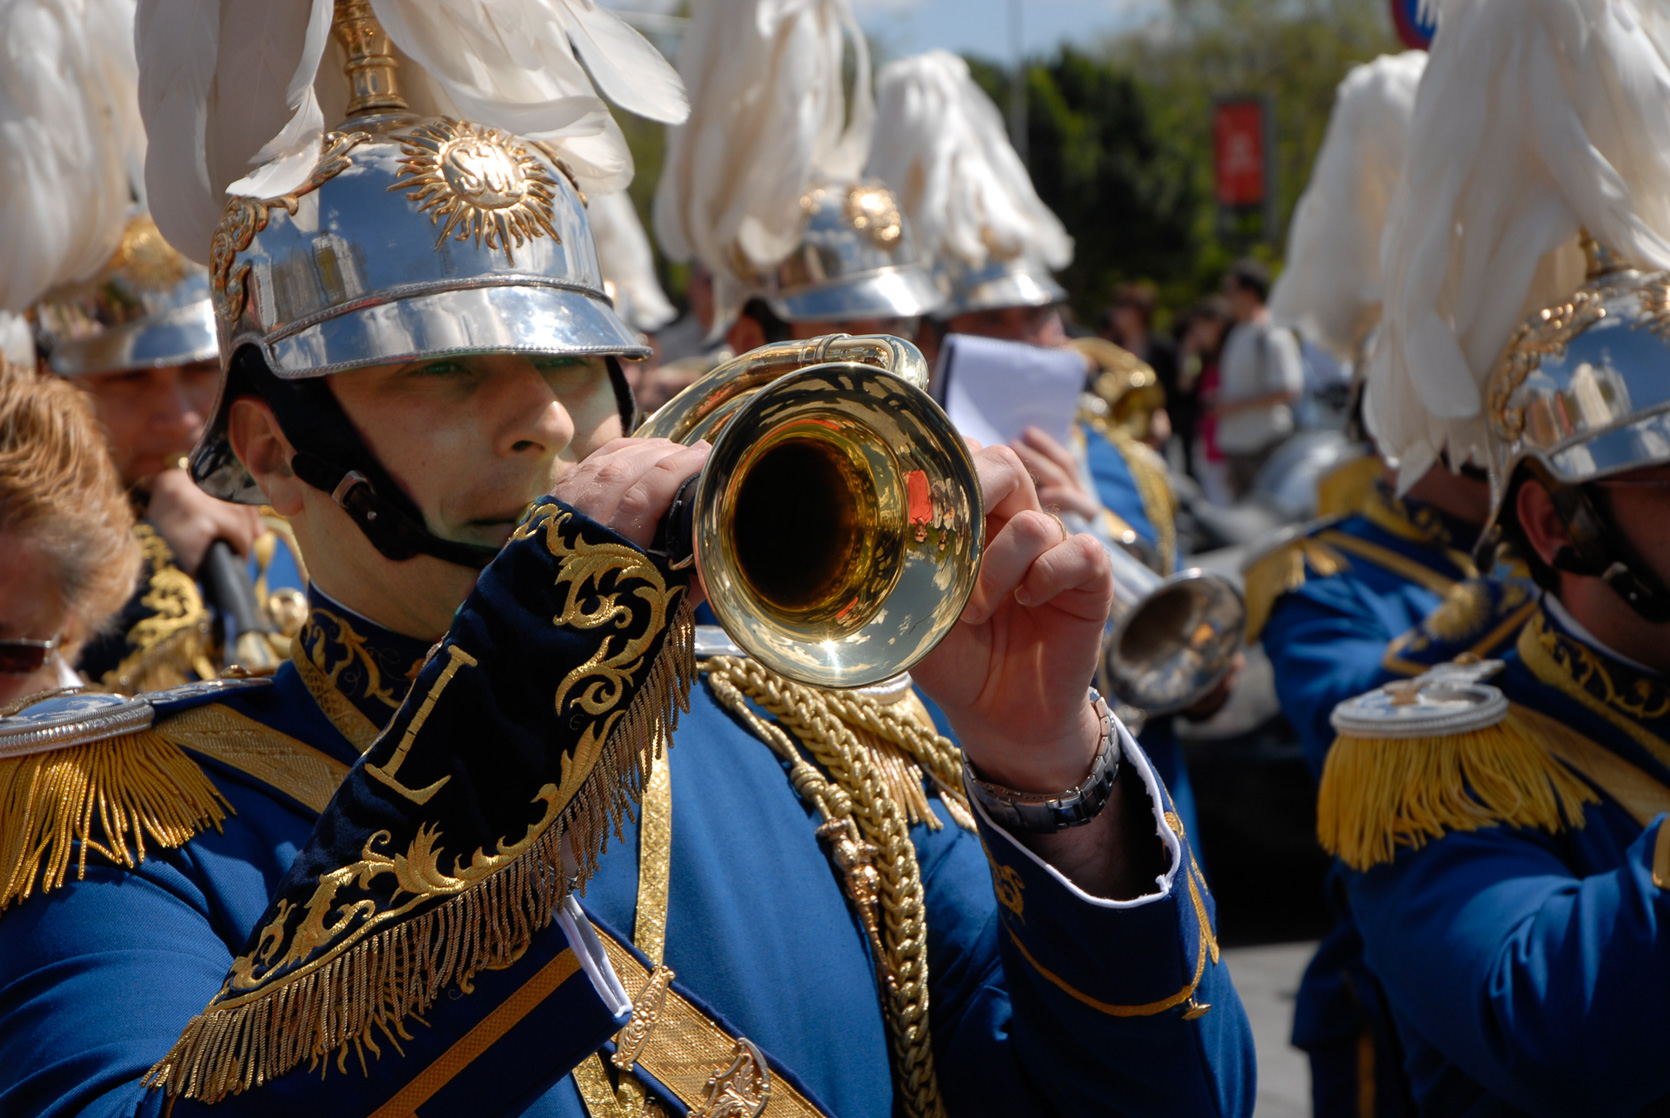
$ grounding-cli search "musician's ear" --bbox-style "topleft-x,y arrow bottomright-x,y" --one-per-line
1514,476 -> 1569,570
228,397 -> 303,517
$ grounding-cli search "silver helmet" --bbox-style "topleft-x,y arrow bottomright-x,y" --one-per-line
935,252 -> 1067,319
34,214 -> 219,377
754,180 -> 943,325
1482,241 -> 1670,535
191,10 -> 647,505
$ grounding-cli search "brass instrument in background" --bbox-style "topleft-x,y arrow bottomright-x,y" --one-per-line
637,335 -> 982,689
1099,542 -> 1246,715
1072,337 -> 1167,442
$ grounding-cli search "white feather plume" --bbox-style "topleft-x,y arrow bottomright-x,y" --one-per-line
1268,51 -> 1426,362
0,0 -> 145,312
1366,0 -> 1670,486
0,311 -> 34,366
651,0 -> 874,280
137,0 -> 689,265
590,191 -> 676,334
866,50 -> 1071,274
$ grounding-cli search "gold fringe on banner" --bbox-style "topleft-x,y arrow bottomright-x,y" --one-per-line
0,728 -> 229,910
1317,705 -> 1599,872
144,597 -> 696,1105
1242,536 -> 1350,642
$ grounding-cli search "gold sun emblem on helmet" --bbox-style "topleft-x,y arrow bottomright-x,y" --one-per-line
845,185 -> 903,250
390,118 -> 562,264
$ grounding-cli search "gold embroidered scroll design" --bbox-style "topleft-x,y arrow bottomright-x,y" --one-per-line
692,1039 -> 772,1118
101,523 -> 217,692
145,504 -> 697,1104
211,131 -> 368,325
1533,610 -> 1670,726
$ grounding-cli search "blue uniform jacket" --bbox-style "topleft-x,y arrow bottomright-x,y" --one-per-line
1252,487 -> 1490,776
1249,486 -> 1532,1118
1339,602 -> 1670,1117
0,500 -> 1254,1118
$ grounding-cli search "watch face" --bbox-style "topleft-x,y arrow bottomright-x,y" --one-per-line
0,690 -> 154,757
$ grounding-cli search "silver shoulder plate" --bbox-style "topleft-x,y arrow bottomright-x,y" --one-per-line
0,691 -> 155,759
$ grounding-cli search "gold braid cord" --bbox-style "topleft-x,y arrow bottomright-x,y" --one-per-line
702,656 -> 970,1118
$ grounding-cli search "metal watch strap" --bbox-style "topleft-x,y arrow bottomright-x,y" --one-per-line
963,690 -> 1121,834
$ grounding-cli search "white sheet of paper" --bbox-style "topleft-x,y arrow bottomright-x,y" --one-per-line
935,333 -> 1085,448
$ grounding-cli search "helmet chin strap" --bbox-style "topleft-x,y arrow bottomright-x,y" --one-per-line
1545,477 -> 1670,625
236,349 -> 640,571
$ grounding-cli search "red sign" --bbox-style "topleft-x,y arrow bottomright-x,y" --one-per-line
1214,100 -> 1267,207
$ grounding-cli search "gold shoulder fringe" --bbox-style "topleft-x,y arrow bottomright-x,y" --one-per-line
1242,534 -> 1350,642
144,596 -> 696,1105
0,728 -> 229,911
1318,704 -> 1599,872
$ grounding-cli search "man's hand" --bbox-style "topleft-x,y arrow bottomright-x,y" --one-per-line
912,444 -> 1112,790
145,468 -> 266,575
912,446 -> 1165,898
1010,426 -> 1101,522
551,437 -> 711,546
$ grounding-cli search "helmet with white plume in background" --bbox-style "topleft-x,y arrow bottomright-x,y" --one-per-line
1367,0 -> 1670,619
867,50 -> 1072,318
0,0 -> 216,376
652,0 -> 941,342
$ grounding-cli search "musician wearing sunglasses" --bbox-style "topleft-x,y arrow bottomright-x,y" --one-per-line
0,363 -> 140,706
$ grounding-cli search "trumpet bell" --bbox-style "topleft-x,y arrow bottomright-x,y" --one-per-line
1099,565 -> 1246,715
641,336 -> 983,689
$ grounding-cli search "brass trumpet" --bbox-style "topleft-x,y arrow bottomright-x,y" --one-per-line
1071,337 -> 1167,443
1098,542 -> 1247,714
637,335 -> 982,689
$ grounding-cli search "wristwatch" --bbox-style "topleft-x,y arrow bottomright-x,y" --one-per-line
963,689 -> 1122,834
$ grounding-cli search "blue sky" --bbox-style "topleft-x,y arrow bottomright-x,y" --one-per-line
853,0 -> 1163,63
606,1 -> 1167,65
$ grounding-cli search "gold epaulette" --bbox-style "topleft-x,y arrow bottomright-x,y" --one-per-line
1318,667 -> 1598,871
1315,452 -> 1383,519
0,689 -> 228,911
1240,520 -> 1351,642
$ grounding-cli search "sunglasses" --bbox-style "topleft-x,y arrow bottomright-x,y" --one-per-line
0,634 -> 60,674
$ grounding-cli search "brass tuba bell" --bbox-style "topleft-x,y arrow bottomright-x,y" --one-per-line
636,334 -> 983,688
1098,543 -> 1247,715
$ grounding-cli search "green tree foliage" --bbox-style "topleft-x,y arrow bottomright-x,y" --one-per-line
965,0 -> 1399,323
966,51 -> 1195,328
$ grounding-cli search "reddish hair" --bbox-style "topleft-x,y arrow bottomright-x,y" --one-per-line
0,361 -> 139,650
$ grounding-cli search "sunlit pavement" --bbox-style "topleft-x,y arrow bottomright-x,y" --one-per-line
1222,941 -> 1314,1117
